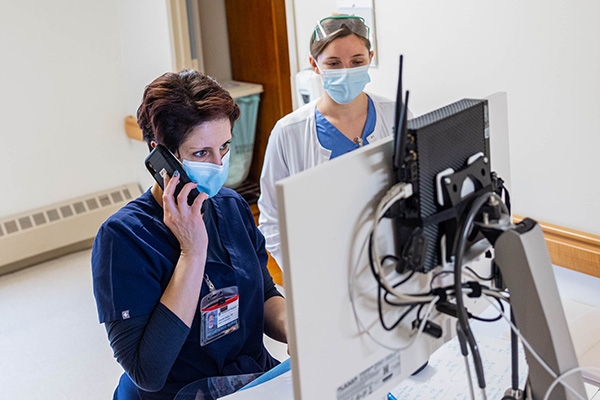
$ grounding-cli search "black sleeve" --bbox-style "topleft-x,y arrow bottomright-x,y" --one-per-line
239,195 -> 283,303
105,302 -> 190,392
262,262 -> 283,302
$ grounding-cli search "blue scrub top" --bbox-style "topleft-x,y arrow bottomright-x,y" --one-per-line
315,95 -> 377,159
92,188 -> 278,398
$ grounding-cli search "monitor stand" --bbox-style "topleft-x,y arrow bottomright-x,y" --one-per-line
493,218 -> 586,400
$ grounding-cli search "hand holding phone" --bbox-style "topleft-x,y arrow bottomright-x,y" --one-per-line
148,145 -> 209,259
145,144 -> 202,207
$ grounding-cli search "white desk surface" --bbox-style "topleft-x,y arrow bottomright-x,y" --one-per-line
223,327 -> 600,399
390,302 -> 600,400
222,292 -> 600,400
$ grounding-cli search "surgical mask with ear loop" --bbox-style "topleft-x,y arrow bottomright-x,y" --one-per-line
316,62 -> 371,105
181,151 -> 230,198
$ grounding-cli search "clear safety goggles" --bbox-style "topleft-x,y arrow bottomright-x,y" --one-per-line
312,15 -> 370,42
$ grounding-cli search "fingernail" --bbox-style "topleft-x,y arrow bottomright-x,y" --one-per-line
173,170 -> 179,177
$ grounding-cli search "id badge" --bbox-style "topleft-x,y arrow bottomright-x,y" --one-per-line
200,285 -> 240,346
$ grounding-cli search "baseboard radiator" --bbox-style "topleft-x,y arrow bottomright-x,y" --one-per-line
0,183 -> 142,276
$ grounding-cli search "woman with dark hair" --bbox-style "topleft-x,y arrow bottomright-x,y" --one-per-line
92,70 -> 287,400
258,15 -> 397,267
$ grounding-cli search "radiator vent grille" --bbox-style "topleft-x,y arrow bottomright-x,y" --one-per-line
1,187 -> 134,238
0,183 -> 142,276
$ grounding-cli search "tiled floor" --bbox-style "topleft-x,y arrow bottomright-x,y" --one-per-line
0,249 -> 288,400
0,250 -> 122,400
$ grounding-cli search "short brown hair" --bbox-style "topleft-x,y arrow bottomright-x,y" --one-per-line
137,70 -> 240,152
310,18 -> 371,59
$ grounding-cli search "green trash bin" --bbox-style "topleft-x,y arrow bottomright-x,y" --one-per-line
225,92 -> 261,188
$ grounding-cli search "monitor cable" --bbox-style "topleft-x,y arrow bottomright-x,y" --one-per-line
510,309 -> 520,396
370,182 -> 438,303
349,221 -> 440,352
453,191 -> 509,396
457,320 -> 477,400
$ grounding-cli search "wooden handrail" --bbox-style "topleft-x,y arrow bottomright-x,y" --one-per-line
125,116 -> 143,142
513,215 -> 600,278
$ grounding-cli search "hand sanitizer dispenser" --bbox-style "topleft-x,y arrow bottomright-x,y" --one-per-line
295,69 -> 323,107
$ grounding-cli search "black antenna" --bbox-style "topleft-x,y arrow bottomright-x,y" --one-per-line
393,55 -> 410,171
395,91 -> 410,171
393,55 -> 404,138
392,55 -> 404,170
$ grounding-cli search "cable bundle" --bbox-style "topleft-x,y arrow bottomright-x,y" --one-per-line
358,182 -> 596,400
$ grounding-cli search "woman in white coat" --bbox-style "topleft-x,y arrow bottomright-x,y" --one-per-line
258,15 -> 396,267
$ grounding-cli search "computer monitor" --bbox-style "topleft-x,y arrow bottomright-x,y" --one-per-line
274,90 -> 510,398
277,134 -> 455,400
276,54 -> 519,400
275,91 -> 586,400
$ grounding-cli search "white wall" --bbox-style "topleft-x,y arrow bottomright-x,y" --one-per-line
0,0 -> 174,217
290,0 -> 600,235
115,0 -> 175,191
3,0 -> 598,236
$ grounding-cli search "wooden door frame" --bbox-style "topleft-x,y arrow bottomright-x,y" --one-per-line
225,0 -> 293,184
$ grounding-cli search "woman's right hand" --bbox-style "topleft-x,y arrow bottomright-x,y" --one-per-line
162,171 -> 209,258
160,172 -> 209,327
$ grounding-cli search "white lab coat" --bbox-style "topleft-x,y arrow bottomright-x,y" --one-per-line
257,93 -> 396,268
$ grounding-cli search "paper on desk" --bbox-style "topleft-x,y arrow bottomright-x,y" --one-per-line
390,334 -> 528,400
217,370 -> 294,400
585,383 -> 600,400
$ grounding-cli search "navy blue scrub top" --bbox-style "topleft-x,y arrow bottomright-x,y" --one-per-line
315,94 -> 377,159
92,188 -> 278,399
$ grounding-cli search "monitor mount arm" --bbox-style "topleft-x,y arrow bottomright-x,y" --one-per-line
477,212 -> 586,400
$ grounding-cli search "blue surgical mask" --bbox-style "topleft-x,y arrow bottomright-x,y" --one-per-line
319,64 -> 371,104
181,151 -> 230,198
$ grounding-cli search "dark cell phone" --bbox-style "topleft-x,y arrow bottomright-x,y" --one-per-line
145,144 -> 202,207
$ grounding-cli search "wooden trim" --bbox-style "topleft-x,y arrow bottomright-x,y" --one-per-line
225,0 -> 293,183
124,116 -> 143,141
513,215 -> 600,279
